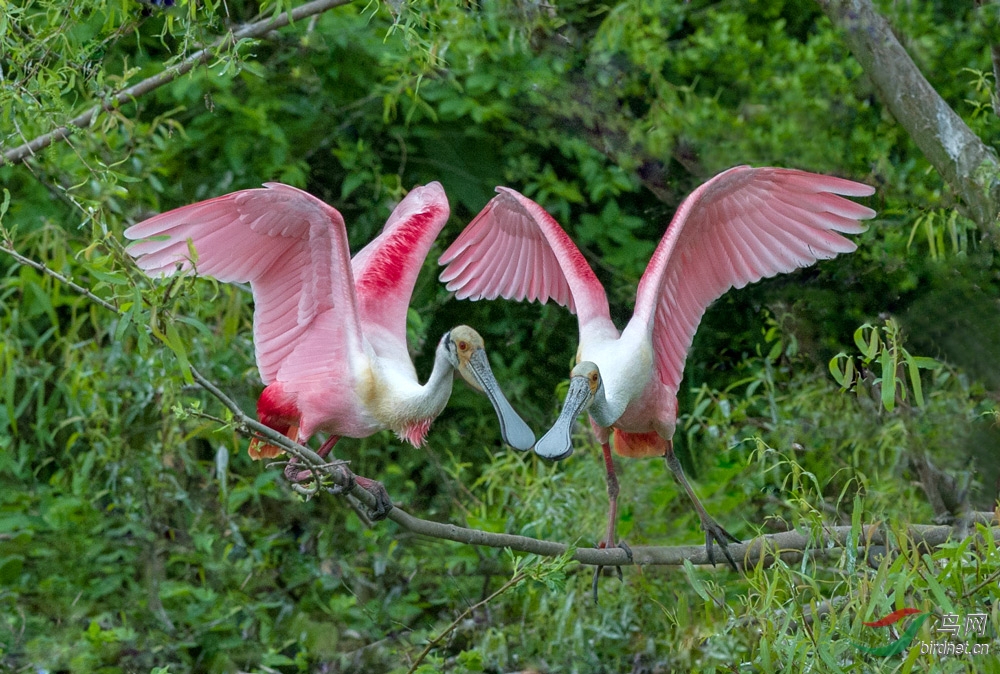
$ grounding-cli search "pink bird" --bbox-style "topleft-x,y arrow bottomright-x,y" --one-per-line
125,181 -> 535,517
440,166 -> 876,568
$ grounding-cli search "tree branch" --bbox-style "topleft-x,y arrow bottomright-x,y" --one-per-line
3,241 -> 997,569
1,0 -> 354,166
816,0 -> 1000,232
369,500 -> 998,568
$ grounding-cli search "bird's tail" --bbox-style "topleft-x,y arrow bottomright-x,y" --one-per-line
612,429 -> 667,458
247,438 -> 286,460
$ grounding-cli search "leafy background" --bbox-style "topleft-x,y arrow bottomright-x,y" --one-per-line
1,0 -> 998,672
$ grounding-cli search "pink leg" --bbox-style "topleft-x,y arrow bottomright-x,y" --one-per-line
663,439 -> 740,570
592,441 -> 632,603
599,441 -> 620,549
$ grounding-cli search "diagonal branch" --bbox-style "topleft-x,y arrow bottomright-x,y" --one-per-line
1,0 -> 354,167
2,240 -> 997,568
816,0 -> 1000,232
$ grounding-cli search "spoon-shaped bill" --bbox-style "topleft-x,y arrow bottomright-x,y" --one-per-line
461,348 -> 536,451
533,372 -> 594,460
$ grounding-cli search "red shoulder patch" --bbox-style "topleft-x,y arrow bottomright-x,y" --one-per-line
249,383 -> 301,460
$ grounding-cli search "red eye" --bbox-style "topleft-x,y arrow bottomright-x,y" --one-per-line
458,341 -> 468,351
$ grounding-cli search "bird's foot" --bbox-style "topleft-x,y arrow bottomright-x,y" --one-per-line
282,456 -> 353,488
283,459 -> 316,484
283,459 -> 357,505
591,540 -> 633,605
702,518 -> 741,571
324,464 -> 356,496
354,475 -> 393,521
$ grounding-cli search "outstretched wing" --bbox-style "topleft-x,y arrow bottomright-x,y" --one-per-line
438,187 -> 612,334
632,166 -> 876,393
351,182 -> 450,362
124,183 -> 362,385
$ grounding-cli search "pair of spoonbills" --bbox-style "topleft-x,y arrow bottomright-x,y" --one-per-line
125,166 -> 876,565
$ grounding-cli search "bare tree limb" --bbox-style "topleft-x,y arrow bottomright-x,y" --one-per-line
816,0 -> 1000,233
3,240 -> 997,569
1,0 -> 354,166
370,502 -> 999,568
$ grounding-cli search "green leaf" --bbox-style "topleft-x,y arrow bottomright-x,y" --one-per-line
829,353 -> 855,389
163,321 -> 193,384
682,560 -> 712,602
880,347 -> 896,412
88,268 -> 130,286
909,356 -> 942,370
903,351 -> 925,407
341,171 -> 367,200
854,324 -> 878,361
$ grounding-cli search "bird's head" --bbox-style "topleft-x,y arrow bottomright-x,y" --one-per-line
442,324 -> 487,388
569,360 -> 603,399
440,325 -> 535,451
533,361 -> 603,460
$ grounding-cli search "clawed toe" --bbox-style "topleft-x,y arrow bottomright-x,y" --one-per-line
327,465 -> 356,495
282,460 -> 390,520
592,539 -> 632,604
355,475 -> 393,521
703,521 -> 741,571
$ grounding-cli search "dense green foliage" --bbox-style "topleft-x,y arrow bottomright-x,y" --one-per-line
1,0 -> 998,671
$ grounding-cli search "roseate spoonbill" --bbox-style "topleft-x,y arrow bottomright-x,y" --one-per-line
439,166 -> 876,567
125,181 -> 536,517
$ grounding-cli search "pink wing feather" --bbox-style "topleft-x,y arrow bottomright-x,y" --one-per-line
351,182 -> 450,356
632,166 -> 876,393
124,183 -> 362,385
439,188 -> 612,332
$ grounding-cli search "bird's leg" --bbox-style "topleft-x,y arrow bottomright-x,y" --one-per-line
283,432 -> 338,483
591,441 -> 633,604
283,434 -> 393,521
663,440 -> 741,571
600,441 -> 620,548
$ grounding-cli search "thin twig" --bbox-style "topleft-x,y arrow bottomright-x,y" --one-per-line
2,0 -> 355,166
0,239 -> 118,313
964,565 -> 1000,599
406,571 -> 528,674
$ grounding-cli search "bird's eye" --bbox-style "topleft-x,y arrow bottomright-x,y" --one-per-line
458,340 -> 468,351
590,372 -> 599,384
